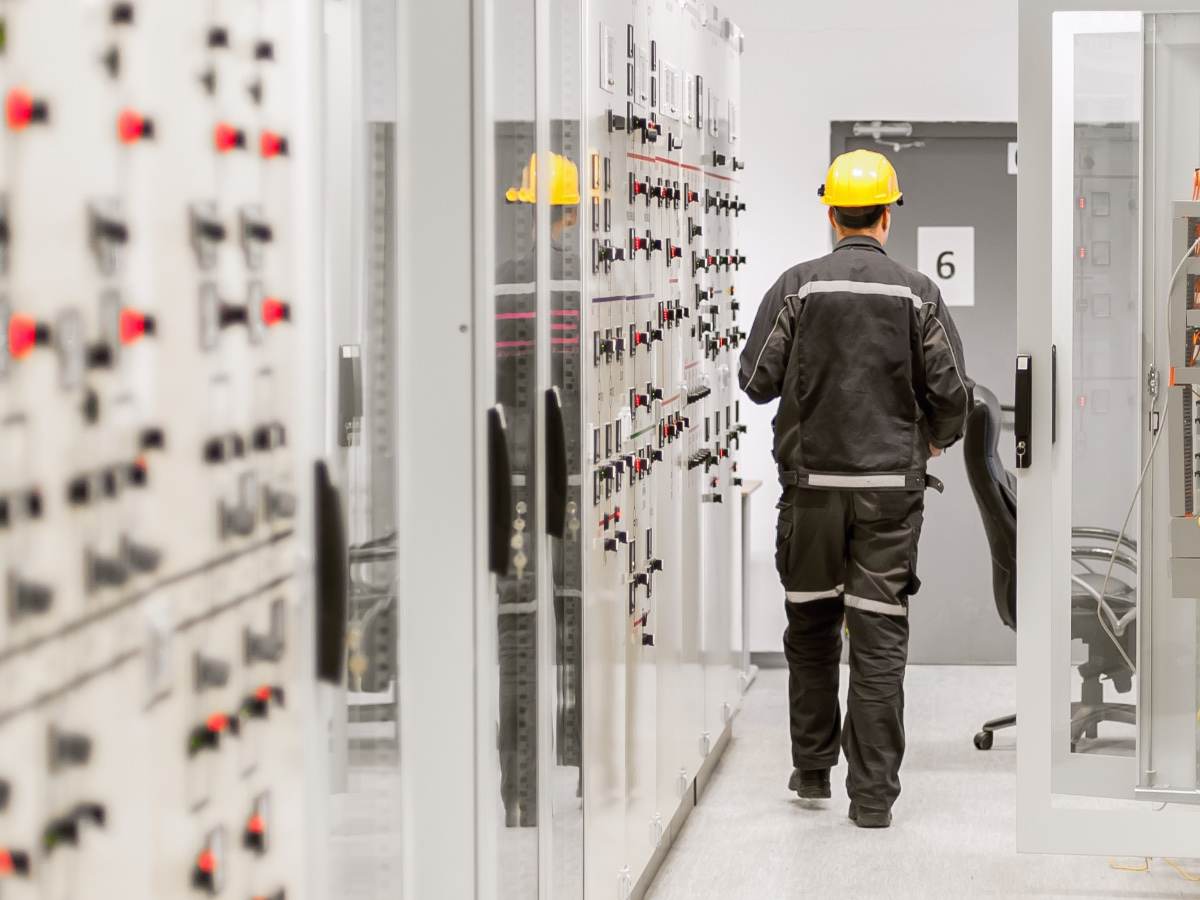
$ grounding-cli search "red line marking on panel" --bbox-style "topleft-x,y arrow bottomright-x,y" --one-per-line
496,312 -> 536,320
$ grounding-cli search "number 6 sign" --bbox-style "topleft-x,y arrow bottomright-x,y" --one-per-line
917,226 -> 975,307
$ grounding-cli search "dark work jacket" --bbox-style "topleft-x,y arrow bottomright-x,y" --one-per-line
737,236 -> 973,490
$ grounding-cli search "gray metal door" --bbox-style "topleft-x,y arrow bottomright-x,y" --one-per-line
834,121 -> 1018,664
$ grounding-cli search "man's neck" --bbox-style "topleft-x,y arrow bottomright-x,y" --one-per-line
834,229 -> 885,244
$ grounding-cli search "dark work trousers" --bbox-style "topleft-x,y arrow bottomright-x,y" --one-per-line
776,487 -> 924,812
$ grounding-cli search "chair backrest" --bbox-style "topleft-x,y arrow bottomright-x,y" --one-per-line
962,384 -> 1018,630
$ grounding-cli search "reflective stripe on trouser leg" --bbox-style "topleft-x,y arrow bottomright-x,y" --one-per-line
844,593 -> 907,617
786,585 -> 844,604
783,596 -> 844,770
841,606 -> 909,811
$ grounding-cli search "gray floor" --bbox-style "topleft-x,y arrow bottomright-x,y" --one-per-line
645,666 -> 1200,899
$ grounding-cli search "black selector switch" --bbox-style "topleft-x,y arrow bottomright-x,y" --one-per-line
48,727 -> 92,770
9,574 -> 53,621
190,206 -> 226,269
207,27 -> 230,48
122,536 -> 162,574
263,486 -> 297,521
252,422 -> 287,451
140,427 -> 166,450
194,218 -> 225,242
194,653 -> 231,691
88,209 -> 129,269
245,628 -> 285,664
254,40 -> 275,60
203,436 -> 226,464
244,222 -> 273,243
218,303 -> 248,328
85,342 -> 114,370
110,3 -> 134,24
73,802 -> 106,828
220,500 -> 256,538
86,549 -> 128,590
43,815 -> 79,852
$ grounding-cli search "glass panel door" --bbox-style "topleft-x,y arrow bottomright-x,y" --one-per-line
1057,14 -> 1142,794
489,0 -> 543,895
1017,2 -> 1200,857
546,0 -> 586,896
319,1 -> 403,893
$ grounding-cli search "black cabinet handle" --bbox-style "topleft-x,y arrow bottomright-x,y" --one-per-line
488,405 -> 513,574
1051,344 -> 1058,444
1014,354 -> 1033,469
545,387 -> 568,539
313,461 -> 348,685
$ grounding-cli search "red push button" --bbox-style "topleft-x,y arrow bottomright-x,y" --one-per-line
6,88 -> 47,131
214,122 -> 245,152
8,314 -> 49,359
117,109 -> 153,143
119,308 -> 156,345
260,297 -> 290,326
0,848 -> 31,878
260,131 -> 288,158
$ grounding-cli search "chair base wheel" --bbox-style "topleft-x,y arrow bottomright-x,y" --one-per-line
974,730 -> 994,751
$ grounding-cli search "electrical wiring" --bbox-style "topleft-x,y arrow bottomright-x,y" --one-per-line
1092,235 -> 1200,673
1108,856 -> 1150,872
1165,859 -> 1200,882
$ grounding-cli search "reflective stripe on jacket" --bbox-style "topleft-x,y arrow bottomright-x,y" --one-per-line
738,235 -> 973,489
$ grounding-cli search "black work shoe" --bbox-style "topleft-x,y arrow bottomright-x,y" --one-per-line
848,802 -> 892,828
787,768 -> 831,799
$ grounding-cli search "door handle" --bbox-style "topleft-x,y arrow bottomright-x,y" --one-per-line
488,405 -> 513,574
313,461 -> 348,685
545,387 -> 569,539
1014,354 -> 1033,469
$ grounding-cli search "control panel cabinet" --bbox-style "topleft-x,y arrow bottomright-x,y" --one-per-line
0,0 -> 319,896
581,2 -> 746,896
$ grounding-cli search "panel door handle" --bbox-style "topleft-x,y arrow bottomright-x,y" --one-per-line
314,460 -> 348,685
488,405 -> 513,574
545,387 -> 569,539
1014,354 -> 1033,469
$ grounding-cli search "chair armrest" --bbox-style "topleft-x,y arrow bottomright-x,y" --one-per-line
1072,546 -> 1137,574
1072,526 -> 1137,554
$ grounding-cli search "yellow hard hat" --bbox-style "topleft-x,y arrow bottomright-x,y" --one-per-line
818,149 -> 903,207
505,152 -> 581,206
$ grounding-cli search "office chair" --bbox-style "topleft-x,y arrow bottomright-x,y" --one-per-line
962,385 -> 1137,751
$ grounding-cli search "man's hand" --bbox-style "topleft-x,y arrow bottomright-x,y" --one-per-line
928,443 -> 943,458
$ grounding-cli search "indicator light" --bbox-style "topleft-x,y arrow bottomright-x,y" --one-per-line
261,297 -> 290,326
6,88 -> 47,130
117,108 -> 153,143
260,131 -> 288,158
213,122 -> 245,152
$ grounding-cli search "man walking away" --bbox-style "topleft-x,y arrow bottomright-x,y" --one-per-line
738,149 -> 973,828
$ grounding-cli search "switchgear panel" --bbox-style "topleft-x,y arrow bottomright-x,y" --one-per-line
581,2 -> 746,896
0,1 -> 316,897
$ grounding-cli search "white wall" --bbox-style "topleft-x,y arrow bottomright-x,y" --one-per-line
718,0 -> 1019,653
